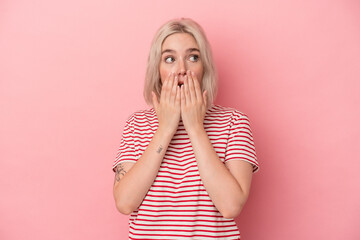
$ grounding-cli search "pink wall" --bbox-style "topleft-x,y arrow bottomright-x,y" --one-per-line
1,0 -> 359,239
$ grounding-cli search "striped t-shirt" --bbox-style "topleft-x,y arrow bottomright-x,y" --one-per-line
113,104 -> 259,240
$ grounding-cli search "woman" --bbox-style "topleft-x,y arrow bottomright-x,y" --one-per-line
113,18 -> 259,239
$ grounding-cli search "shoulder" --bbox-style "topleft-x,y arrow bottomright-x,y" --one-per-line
207,104 -> 250,123
124,108 -> 157,131
125,108 -> 156,123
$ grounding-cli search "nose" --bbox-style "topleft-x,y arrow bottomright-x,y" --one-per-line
176,58 -> 187,76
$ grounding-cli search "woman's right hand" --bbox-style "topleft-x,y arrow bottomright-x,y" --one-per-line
152,72 -> 181,136
114,73 -> 180,214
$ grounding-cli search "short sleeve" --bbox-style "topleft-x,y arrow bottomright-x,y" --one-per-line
224,112 -> 259,173
112,115 -> 137,172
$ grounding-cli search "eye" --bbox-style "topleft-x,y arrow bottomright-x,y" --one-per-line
164,56 -> 175,63
189,55 -> 199,62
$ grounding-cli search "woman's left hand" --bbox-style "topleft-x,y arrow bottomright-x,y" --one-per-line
180,70 -> 207,135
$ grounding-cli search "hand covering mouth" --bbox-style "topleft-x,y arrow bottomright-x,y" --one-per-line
177,76 -> 186,86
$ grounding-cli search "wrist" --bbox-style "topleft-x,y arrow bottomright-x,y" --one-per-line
156,126 -> 176,141
187,125 -> 206,138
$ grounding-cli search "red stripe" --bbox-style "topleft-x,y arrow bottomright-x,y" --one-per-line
143,198 -> 212,203
136,213 -> 223,218
146,194 -> 210,198
132,223 -> 237,228
148,189 -> 207,194
150,183 -> 203,189
131,218 -> 234,223
140,203 -> 214,208
139,208 -> 219,213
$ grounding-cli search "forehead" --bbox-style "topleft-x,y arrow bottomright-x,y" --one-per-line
161,33 -> 199,50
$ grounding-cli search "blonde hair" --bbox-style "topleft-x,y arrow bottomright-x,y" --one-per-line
144,18 -> 218,107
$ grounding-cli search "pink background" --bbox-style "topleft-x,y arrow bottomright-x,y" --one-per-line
1,0 -> 359,239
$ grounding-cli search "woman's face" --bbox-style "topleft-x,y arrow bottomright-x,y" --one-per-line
159,33 -> 204,86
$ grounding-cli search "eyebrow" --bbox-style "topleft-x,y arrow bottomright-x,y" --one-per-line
161,48 -> 200,55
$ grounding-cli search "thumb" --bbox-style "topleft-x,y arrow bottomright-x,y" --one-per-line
203,90 -> 208,107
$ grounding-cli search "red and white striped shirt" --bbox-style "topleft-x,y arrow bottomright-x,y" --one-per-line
113,104 -> 259,240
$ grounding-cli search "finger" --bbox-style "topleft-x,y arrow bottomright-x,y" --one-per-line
180,84 -> 185,108
163,72 -> 172,102
176,85 -> 181,108
160,72 -> 171,103
190,72 -> 202,102
166,72 -> 176,102
152,91 -> 159,111
184,74 -> 191,104
192,71 -> 203,103
187,70 -> 196,103
170,75 -> 178,104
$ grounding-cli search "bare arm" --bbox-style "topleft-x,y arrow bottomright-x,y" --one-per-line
113,162 -> 132,183
181,71 -> 254,219
188,128 -> 253,219
113,73 -> 180,215
113,129 -> 174,215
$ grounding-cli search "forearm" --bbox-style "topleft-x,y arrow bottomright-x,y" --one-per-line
188,127 -> 248,219
113,127 -> 173,214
